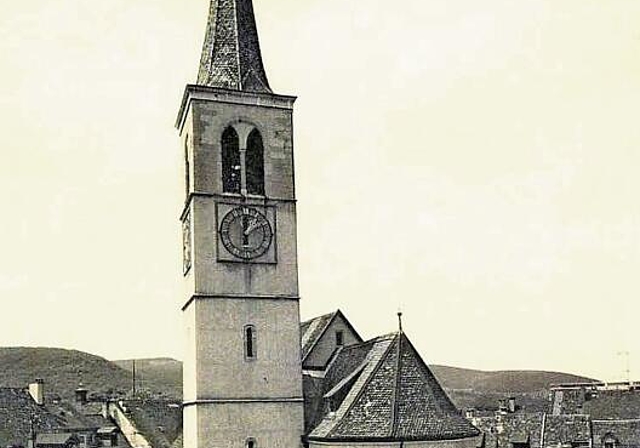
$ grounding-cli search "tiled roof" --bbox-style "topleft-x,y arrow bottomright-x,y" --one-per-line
583,391 -> 640,420
301,312 -> 337,361
120,400 -> 182,448
543,414 -> 591,446
472,413 -> 544,448
196,0 -> 271,92
0,388 -> 132,448
308,332 -> 480,442
0,388 -> 65,448
592,419 -> 640,448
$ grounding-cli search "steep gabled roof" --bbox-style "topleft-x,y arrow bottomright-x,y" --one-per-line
0,388 -> 65,448
197,0 -> 271,92
300,310 -> 362,364
301,312 -> 336,360
309,332 -> 480,442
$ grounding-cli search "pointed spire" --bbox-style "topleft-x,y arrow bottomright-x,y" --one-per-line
197,0 -> 272,93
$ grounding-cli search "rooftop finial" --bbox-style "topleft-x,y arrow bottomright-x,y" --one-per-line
397,311 -> 403,333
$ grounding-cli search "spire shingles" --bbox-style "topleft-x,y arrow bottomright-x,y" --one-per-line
197,0 -> 272,93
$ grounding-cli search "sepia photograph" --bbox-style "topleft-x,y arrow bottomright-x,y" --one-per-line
0,0 -> 639,447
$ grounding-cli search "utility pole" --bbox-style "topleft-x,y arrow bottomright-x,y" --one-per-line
617,351 -> 631,384
132,359 -> 137,397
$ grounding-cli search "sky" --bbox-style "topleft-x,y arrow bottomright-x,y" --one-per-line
0,0 -> 639,382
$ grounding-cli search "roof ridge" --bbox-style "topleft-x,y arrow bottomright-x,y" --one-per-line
390,331 -> 403,438
301,311 -> 336,327
327,334 -> 399,438
310,335 -> 396,439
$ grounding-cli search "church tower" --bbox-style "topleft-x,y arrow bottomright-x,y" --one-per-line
176,1 -> 304,447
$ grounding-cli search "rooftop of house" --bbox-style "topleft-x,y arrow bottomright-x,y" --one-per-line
118,399 -> 182,448
0,387 -> 64,448
473,412 -> 545,448
34,433 -> 78,446
0,386 -> 131,448
592,419 -> 640,447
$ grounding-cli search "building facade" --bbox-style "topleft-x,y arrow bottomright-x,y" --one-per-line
175,1 -> 305,447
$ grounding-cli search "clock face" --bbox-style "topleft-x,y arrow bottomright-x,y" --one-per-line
219,206 -> 273,260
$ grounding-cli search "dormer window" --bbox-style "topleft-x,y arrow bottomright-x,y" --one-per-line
244,325 -> 257,360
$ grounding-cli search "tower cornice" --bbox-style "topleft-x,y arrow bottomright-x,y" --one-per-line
175,84 -> 296,131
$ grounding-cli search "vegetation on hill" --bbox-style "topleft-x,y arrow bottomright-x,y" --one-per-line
430,364 -> 597,412
113,358 -> 182,398
0,348 -> 177,400
430,364 -> 596,393
1,348 -> 597,410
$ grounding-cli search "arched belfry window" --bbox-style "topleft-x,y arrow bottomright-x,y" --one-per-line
244,325 -> 257,360
222,127 -> 241,193
246,129 -> 264,196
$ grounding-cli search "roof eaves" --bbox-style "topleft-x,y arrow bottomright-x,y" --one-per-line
308,434 -> 484,443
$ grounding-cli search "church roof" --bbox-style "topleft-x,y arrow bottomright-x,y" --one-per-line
196,0 -> 272,93
300,310 -> 362,364
308,332 -> 481,442
301,312 -> 338,360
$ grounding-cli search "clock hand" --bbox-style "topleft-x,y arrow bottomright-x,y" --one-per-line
243,218 -> 259,235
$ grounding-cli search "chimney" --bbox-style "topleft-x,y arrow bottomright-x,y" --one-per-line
508,397 -> 516,413
28,378 -> 45,405
75,386 -> 88,405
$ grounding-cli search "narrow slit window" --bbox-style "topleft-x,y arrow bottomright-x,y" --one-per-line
184,135 -> 190,198
336,331 -> 344,347
246,129 -> 265,195
246,439 -> 256,448
245,325 -> 257,360
222,127 -> 241,193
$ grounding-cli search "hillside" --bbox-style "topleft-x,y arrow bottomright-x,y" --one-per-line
430,364 -> 596,393
430,364 -> 597,411
113,358 -> 182,397
0,348 -> 178,400
1,348 -> 596,410
118,359 -> 597,411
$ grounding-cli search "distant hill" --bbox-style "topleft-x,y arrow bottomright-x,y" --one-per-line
430,364 -> 597,412
113,358 -> 182,397
430,364 -> 596,393
0,348 -> 179,400
116,358 -> 598,412
1,348 -> 597,410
